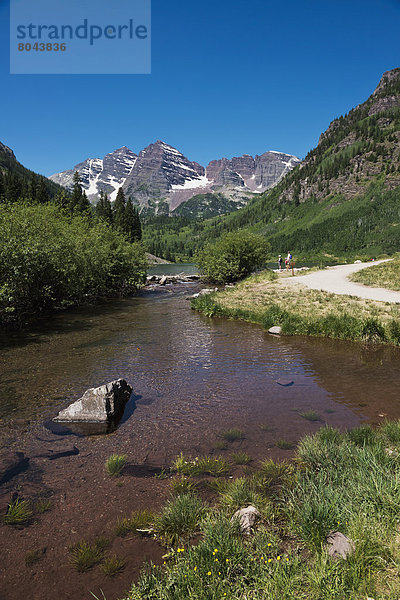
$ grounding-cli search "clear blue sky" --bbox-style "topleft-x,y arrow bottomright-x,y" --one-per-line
0,0 -> 399,176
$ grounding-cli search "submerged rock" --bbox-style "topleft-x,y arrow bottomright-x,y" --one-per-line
53,379 -> 132,424
231,505 -> 261,535
325,531 -> 355,560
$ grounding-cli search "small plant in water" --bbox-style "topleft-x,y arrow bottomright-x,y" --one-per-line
230,451 -> 251,465
3,499 -> 33,527
35,499 -> 52,514
68,538 -> 108,572
300,410 -> 321,422
173,453 -> 229,477
105,454 -> 127,477
214,440 -> 228,450
275,439 -> 295,450
260,424 -> 273,432
115,510 -> 154,537
69,543 -> 100,573
221,428 -> 244,442
25,547 -> 46,566
154,493 -> 204,545
101,555 -> 127,577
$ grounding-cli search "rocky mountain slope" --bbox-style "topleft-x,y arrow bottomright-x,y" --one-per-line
50,140 -> 300,215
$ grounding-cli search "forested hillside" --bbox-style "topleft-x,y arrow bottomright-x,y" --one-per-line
143,68 -> 400,260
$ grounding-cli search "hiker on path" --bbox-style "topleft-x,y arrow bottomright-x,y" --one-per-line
286,251 -> 292,271
278,255 -> 283,271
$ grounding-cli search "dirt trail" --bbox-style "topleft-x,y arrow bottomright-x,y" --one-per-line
282,260 -> 400,303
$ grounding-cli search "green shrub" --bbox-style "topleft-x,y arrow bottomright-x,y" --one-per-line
0,203 -> 147,325
105,454 -> 127,477
195,231 -> 270,284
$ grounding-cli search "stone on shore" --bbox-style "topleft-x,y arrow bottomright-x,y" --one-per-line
268,326 -> 282,335
325,531 -> 355,560
231,505 -> 261,535
53,379 -> 132,423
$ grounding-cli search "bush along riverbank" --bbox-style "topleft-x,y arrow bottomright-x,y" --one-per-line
0,203 -> 147,326
120,422 -> 400,600
191,269 -> 400,345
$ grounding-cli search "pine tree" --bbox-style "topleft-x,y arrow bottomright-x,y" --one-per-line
125,197 -> 136,242
113,187 -> 126,233
36,176 -> 50,204
70,171 -> 83,212
103,192 -> 113,224
133,206 -> 142,241
77,190 -> 91,214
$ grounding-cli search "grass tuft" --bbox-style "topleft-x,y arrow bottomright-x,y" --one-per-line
173,453 -> 230,477
101,555 -> 127,577
154,494 -> 205,546
220,428 -> 244,442
115,510 -> 154,537
275,439 -> 295,450
68,538 -> 107,572
25,548 -> 46,566
105,454 -> 127,477
3,499 -> 33,527
230,451 -> 251,465
300,410 -> 321,422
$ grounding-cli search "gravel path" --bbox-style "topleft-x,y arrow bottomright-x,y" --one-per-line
281,260 -> 400,303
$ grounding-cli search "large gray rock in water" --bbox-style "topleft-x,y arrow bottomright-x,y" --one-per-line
231,505 -> 261,535
54,379 -> 132,423
325,531 -> 355,560
268,326 -> 282,335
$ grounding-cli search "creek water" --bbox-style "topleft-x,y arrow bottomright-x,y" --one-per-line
1,274 -> 400,453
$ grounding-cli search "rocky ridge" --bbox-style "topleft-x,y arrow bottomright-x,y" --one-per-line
49,140 -> 300,215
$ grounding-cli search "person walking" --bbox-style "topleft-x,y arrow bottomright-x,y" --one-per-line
286,251 -> 292,271
278,255 -> 283,271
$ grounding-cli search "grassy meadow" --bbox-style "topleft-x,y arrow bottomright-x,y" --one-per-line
350,258 -> 400,291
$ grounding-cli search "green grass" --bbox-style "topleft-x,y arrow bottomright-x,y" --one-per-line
220,428 -> 244,442
173,453 -> 230,477
105,454 -> 127,477
214,440 -> 228,450
68,538 -> 108,572
169,476 -> 197,496
191,266 -> 400,346
3,499 -> 33,527
350,258 -> 400,291
300,410 -> 321,422
230,451 -> 251,465
154,494 -> 205,546
35,499 -> 53,513
101,555 -> 127,577
275,439 -> 295,450
121,421 -> 400,600
115,510 -> 154,537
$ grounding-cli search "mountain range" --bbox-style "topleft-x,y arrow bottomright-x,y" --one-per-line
143,68 -> 400,259
49,142 -> 300,215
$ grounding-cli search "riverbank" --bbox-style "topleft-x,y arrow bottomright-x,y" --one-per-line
191,267 -> 400,344
123,420 -> 400,600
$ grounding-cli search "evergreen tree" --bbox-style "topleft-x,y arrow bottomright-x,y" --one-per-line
133,206 -> 142,241
36,176 -> 50,204
113,187 -> 126,232
125,197 -> 136,242
70,171 -> 83,212
77,190 -> 91,214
